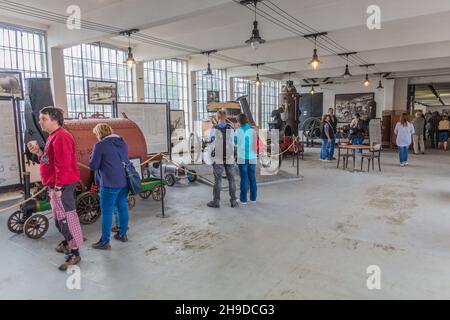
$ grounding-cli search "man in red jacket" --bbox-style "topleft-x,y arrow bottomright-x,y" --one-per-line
27,107 -> 84,271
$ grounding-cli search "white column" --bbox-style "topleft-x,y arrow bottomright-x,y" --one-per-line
49,47 -> 67,113
134,62 -> 145,102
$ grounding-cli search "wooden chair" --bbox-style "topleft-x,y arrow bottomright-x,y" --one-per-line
361,142 -> 382,172
337,139 -> 352,169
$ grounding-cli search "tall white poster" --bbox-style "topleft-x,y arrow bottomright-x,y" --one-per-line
0,100 -> 20,187
117,103 -> 169,154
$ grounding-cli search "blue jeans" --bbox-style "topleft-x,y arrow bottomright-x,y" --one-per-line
351,137 -> 363,155
238,160 -> 257,203
398,146 -> 409,163
100,186 -> 129,243
113,205 -> 120,229
328,134 -> 336,159
321,139 -> 331,160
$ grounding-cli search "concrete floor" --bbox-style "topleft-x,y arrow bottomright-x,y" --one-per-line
1,147 -> 450,299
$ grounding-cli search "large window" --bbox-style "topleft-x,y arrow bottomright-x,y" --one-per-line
64,43 -> 133,118
195,69 -> 227,120
261,81 -> 281,129
0,23 -> 47,81
143,59 -> 188,110
233,77 -> 258,125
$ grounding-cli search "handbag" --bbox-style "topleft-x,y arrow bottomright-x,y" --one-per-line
109,141 -> 142,195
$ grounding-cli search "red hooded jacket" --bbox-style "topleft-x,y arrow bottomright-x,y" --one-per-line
39,127 -> 80,187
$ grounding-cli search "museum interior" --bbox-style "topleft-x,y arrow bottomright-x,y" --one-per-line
1,0 -> 450,300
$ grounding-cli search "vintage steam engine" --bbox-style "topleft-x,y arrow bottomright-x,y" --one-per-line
7,78 -> 165,239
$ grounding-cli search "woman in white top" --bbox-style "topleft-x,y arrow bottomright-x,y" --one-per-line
394,113 -> 415,167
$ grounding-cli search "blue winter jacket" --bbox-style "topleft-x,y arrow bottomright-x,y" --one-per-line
89,135 -> 129,188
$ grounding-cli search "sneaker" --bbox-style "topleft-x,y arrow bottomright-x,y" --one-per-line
250,200 -> 257,204
404,162 -> 409,166
55,241 -> 70,254
58,254 -> 81,271
92,240 -> 111,250
231,201 -> 239,208
400,163 -> 405,167
207,201 -> 220,208
111,226 -> 120,233
114,233 -> 128,242
237,200 -> 247,205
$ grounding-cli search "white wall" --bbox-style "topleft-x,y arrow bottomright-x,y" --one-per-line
297,79 -> 396,117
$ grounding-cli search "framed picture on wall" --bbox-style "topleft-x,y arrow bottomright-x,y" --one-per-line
87,80 -> 118,104
207,90 -> 220,104
334,92 -> 376,123
0,72 -> 23,100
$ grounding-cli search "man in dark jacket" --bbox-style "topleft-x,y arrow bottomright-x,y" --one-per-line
206,110 -> 238,209
328,108 -> 338,160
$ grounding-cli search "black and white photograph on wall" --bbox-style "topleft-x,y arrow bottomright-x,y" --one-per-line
0,72 -> 23,100
87,80 -> 117,104
334,92 -> 375,123
207,90 -> 220,104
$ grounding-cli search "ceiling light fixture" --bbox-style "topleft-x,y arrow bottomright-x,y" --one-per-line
360,64 -> 375,87
304,32 -> 327,70
242,0 -> 266,50
120,29 -> 139,69
201,50 -> 217,78
338,52 -> 357,79
376,73 -> 384,90
252,63 -> 264,86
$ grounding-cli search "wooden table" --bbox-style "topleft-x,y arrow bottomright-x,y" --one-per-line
337,144 -> 372,172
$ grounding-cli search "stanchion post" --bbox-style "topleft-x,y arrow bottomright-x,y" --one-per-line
156,154 -> 169,218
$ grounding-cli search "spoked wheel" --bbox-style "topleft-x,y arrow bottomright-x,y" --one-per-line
7,210 -> 25,234
23,214 -> 49,239
152,185 -> 166,201
139,190 -> 152,199
187,169 -> 197,183
165,174 -> 176,187
76,192 -> 101,225
301,117 -> 322,140
128,196 -> 136,210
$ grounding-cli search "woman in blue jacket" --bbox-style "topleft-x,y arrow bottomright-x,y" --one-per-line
89,123 -> 130,249
235,114 -> 258,204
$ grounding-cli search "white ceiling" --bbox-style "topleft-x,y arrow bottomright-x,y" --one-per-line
1,0 -> 450,82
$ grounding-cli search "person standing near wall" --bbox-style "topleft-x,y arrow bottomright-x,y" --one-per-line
349,113 -> 364,154
320,114 -> 333,162
412,110 -> 426,154
328,108 -> 338,160
207,110 -> 238,208
428,111 -> 440,149
394,113 -> 415,167
27,107 -> 84,271
438,114 -> 450,151
235,113 -> 257,205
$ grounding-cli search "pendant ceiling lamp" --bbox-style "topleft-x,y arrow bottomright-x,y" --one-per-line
201,50 -> 217,78
360,64 -> 375,87
243,0 -> 266,50
376,73 -> 384,90
252,63 -> 264,86
304,32 -> 327,70
121,29 -> 139,69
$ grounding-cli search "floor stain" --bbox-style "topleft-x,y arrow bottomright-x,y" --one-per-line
164,225 -> 221,250
366,184 -> 418,225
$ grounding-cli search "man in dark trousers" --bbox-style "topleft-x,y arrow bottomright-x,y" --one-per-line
27,107 -> 84,271
328,107 -> 338,160
206,110 -> 238,208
